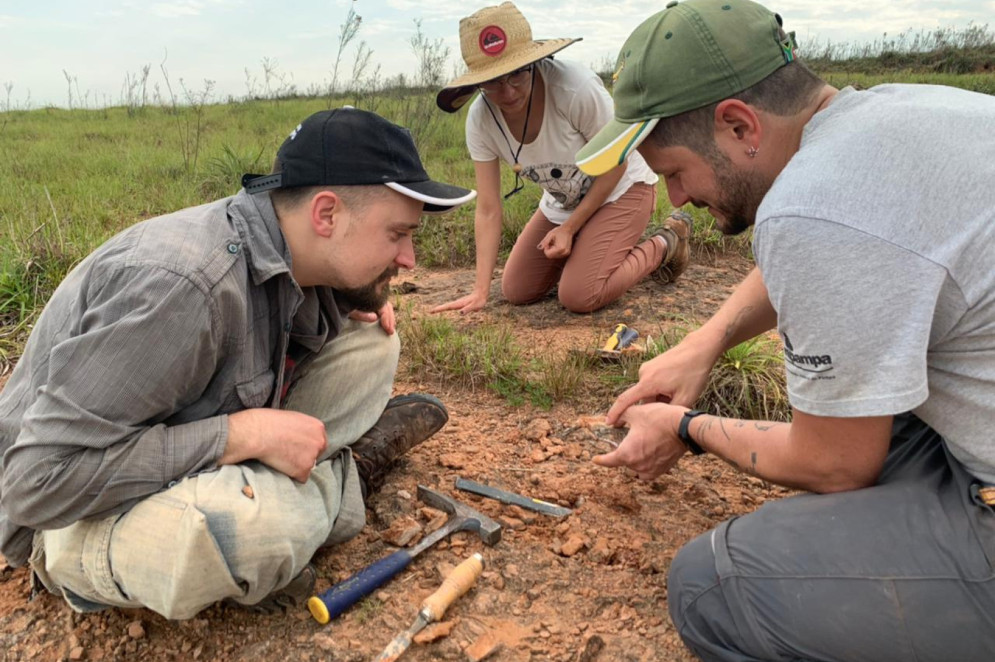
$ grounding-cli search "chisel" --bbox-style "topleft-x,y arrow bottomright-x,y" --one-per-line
455,477 -> 572,517
374,552 -> 485,662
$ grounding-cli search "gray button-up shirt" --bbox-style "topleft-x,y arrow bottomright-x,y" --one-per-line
0,190 -> 344,565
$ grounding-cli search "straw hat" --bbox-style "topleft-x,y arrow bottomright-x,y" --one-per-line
436,2 -> 581,113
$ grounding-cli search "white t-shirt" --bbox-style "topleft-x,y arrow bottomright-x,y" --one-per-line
465,58 -> 658,224
754,84 -> 995,483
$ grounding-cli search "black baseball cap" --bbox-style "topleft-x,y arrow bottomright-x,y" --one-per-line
242,107 -> 476,214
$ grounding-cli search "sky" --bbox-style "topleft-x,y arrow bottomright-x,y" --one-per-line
1,0 -> 992,109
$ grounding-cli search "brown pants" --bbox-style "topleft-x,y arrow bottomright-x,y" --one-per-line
501,183 -> 662,313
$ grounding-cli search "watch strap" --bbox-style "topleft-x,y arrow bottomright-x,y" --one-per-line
678,409 -> 707,455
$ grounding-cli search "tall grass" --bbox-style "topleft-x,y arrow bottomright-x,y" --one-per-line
801,24 -> 995,75
2,27 -> 993,372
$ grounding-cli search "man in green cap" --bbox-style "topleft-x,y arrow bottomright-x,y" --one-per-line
579,0 -> 995,659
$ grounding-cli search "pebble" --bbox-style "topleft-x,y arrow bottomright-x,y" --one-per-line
241,485 -> 254,499
438,453 -> 466,469
424,512 -> 449,534
465,632 -> 503,661
126,621 -> 145,639
69,647 -> 84,660
313,633 -> 336,652
522,418 -> 552,441
589,537 -> 614,564
412,620 -> 456,644
559,535 -> 588,557
380,516 -> 422,547
497,515 -> 526,531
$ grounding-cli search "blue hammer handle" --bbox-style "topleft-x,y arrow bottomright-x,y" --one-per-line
310,549 -> 413,622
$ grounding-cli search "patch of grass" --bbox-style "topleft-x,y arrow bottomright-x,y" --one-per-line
400,313 -> 523,391
200,143 -> 267,200
710,335 -> 790,422
402,311 -> 596,410
645,327 -> 789,422
490,374 -> 553,410
0,217 -> 81,367
352,597 -> 383,624
534,350 -> 589,403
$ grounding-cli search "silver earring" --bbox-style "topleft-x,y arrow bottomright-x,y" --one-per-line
747,145 -> 759,158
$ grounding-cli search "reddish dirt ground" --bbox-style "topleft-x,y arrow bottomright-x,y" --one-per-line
0,253 -> 787,662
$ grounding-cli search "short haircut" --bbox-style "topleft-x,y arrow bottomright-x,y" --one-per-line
646,60 -> 825,157
267,157 -> 387,213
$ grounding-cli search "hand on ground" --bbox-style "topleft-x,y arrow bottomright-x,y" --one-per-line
430,291 -> 488,314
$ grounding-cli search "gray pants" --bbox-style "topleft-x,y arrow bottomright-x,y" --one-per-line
30,320 -> 399,619
669,414 -> 995,661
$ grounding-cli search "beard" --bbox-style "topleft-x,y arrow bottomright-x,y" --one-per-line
337,266 -> 398,312
695,153 -> 773,236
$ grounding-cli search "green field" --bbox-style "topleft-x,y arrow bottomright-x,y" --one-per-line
2,67 -> 993,370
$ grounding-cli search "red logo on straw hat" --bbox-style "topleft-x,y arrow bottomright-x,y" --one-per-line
479,26 -> 507,56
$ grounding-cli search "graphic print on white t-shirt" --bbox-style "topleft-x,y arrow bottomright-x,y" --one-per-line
522,162 -> 592,211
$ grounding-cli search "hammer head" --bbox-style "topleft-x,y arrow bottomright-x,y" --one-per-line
417,485 -> 502,546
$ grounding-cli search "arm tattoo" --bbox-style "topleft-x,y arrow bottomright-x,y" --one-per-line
750,451 -> 758,475
717,417 -> 732,441
754,422 -> 785,432
723,305 -> 756,342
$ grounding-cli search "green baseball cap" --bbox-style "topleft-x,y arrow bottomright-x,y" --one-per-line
576,0 -> 796,175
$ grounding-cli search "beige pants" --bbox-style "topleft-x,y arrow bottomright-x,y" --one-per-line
30,319 -> 399,619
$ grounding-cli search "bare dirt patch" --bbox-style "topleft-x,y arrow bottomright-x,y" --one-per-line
0,255 -> 788,662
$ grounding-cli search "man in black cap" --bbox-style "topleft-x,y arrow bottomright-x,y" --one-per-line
0,108 -> 475,619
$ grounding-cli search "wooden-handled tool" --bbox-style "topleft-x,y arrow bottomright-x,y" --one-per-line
374,553 -> 485,662
307,486 -> 500,625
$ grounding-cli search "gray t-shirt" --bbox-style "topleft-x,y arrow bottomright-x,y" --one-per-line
754,84 -> 995,483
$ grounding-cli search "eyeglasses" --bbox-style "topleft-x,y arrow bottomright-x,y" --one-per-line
479,65 -> 533,94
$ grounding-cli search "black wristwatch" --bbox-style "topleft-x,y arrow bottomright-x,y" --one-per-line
678,409 -> 708,455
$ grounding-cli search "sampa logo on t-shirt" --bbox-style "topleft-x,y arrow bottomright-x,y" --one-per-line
479,26 -> 507,56
781,332 -> 834,374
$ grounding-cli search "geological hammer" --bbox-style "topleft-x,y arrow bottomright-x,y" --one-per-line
307,485 -> 502,624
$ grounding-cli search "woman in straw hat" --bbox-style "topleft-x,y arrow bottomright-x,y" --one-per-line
431,1 -> 692,315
